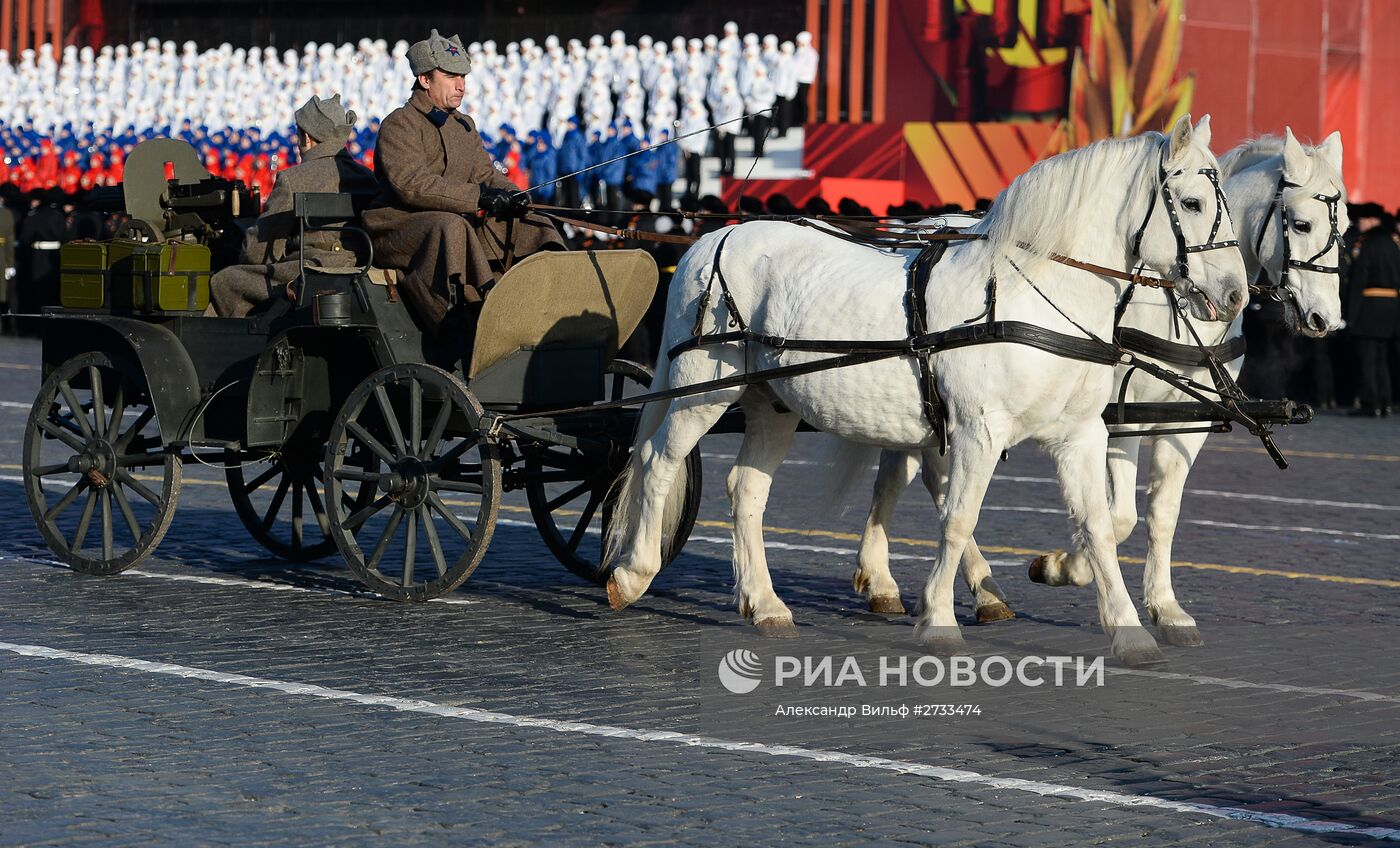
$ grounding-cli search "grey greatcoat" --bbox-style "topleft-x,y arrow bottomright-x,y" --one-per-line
362,88 -> 564,335
210,143 -> 379,317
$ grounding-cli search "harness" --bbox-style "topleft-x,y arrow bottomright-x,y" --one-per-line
1129,152 -> 1240,282
504,157 -> 1304,468
1249,173 -> 1343,305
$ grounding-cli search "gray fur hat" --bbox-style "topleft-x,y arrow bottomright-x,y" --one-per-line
295,93 -> 356,144
408,29 -> 471,76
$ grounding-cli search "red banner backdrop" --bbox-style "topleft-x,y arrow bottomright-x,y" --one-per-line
794,0 -> 1396,206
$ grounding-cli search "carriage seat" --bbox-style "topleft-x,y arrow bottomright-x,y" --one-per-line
293,192 -> 405,289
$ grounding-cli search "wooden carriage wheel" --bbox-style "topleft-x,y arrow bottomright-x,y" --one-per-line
225,441 -> 379,563
524,360 -> 702,585
324,364 -> 500,601
23,352 -> 181,574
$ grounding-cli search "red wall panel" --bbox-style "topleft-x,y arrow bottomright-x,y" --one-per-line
1257,0 -> 1324,54
1327,0 -> 1363,49
1252,53 -> 1324,140
1180,23 -> 1254,150
1182,0 -> 1254,28
1360,0 -> 1400,201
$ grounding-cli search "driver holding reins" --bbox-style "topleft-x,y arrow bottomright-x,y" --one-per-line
362,29 -> 564,339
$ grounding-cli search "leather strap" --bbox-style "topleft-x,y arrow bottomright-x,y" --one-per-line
1116,326 -> 1245,368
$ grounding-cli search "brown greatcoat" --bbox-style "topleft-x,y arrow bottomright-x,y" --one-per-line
210,143 -> 379,317
362,88 -> 564,334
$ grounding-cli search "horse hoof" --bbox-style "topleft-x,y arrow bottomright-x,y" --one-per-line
916,627 -> 969,656
755,617 -> 798,638
975,602 -> 1015,624
1027,555 -> 1050,584
1117,645 -> 1168,668
605,577 -> 630,612
1159,624 -> 1204,647
867,595 -> 907,616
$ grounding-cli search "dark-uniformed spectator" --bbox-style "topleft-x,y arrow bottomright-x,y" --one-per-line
1344,202 -> 1400,416
0,184 -> 17,315
210,93 -> 379,317
19,188 -> 69,313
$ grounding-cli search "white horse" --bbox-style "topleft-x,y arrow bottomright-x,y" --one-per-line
851,128 -> 1347,647
603,115 -> 1247,666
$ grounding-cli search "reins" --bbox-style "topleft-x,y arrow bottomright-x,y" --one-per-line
540,208 -> 1180,288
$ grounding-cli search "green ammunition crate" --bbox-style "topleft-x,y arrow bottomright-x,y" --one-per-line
59,240 -> 110,309
108,239 -> 211,314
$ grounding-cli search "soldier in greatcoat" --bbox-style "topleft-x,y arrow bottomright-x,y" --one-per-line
210,93 -> 378,317
1345,202 -> 1400,415
361,29 -> 563,338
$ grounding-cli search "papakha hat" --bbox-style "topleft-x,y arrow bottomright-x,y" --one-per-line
408,29 -> 471,76
294,93 -> 355,144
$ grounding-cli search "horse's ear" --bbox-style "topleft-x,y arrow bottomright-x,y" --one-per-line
1282,127 -> 1309,184
1193,114 -> 1212,150
1166,114 -> 1194,165
1317,130 -> 1344,175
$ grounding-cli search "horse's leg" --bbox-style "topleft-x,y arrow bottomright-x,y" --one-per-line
919,448 -> 1015,623
1048,428 -> 1164,667
854,450 -> 917,615
1142,432 -> 1210,647
730,395 -> 802,634
1029,436 -> 1142,588
607,390 -> 738,608
914,436 -> 1001,655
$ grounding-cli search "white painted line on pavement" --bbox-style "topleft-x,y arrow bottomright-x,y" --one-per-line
1108,667 -> 1400,702
122,569 -> 479,606
6,540 -> 1396,704
0,554 -> 477,606
1,640 -> 1395,841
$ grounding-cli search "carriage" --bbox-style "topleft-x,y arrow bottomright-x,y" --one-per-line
22,139 -> 703,600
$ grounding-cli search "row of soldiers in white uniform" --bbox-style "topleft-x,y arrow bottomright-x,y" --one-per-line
0,24 -> 818,161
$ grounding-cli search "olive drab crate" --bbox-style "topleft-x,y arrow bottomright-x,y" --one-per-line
58,240 -> 110,309
58,238 -> 211,314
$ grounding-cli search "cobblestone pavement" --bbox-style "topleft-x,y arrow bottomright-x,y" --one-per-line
1,334 -> 1398,846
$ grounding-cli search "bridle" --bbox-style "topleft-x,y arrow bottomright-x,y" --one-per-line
1250,173 -> 1343,303
1130,149 -> 1239,284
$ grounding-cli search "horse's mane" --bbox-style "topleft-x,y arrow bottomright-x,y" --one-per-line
976,132 -> 1164,271
1219,136 -> 1284,177
1220,135 -> 1346,198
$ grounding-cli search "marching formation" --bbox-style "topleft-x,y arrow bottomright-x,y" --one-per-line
0,26 -> 817,196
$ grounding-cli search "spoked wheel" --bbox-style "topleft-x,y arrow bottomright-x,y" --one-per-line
23,352 -> 181,574
524,359 -> 702,585
226,444 -> 379,562
324,364 -> 501,601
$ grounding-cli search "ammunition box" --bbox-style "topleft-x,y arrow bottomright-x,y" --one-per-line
58,240 -> 111,309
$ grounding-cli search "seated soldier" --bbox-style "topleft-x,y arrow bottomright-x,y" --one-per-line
362,29 -> 564,338
211,94 -> 379,317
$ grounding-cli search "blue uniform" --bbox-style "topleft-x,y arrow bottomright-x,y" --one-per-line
558,127 -> 591,189
599,134 -> 628,187
655,140 -> 679,186
527,141 -> 559,202
626,147 -> 660,198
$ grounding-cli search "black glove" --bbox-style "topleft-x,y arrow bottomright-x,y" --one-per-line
478,186 -> 530,219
